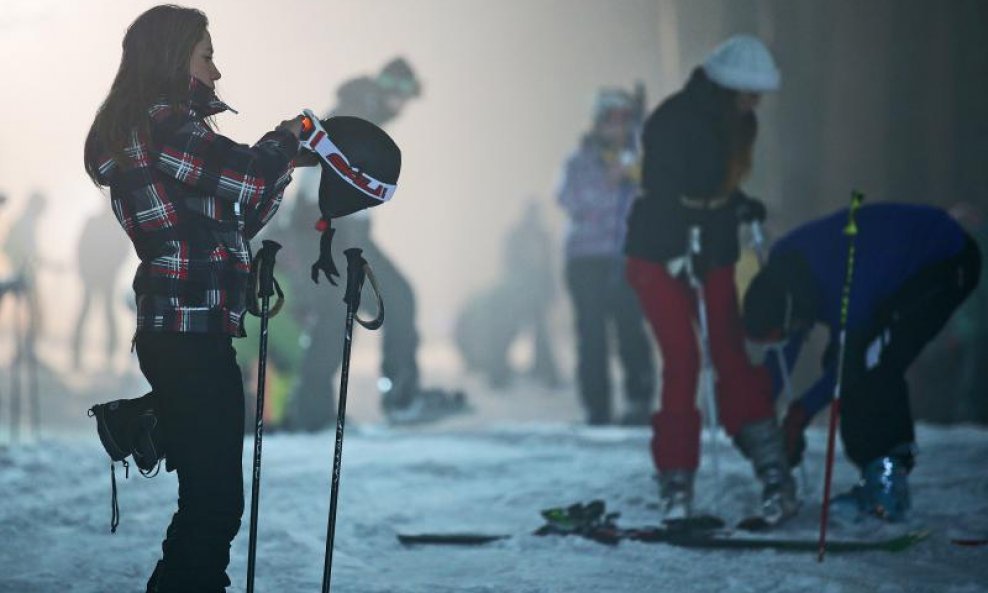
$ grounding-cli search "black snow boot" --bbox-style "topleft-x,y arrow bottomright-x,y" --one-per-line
89,392 -> 165,474
734,418 -> 800,525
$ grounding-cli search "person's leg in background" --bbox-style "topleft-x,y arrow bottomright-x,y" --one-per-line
566,257 -> 613,424
608,264 -> 656,425
71,286 -> 93,369
286,304 -> 343,431
361,238 -> 421,412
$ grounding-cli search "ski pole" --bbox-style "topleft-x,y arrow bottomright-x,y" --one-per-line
245,239 -> 284,593
750,221 -> 810,494
817,191 -> 865,562
685,226 -> 721,504
322,248 -> 384,593
10,281 -> 24,444
26,272 -> 40,439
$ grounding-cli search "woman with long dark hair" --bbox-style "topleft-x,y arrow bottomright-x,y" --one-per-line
84,5 -> 304,591
625,35 -> 798,522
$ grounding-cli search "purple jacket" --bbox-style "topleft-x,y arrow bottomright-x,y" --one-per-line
556,141 -> 636,260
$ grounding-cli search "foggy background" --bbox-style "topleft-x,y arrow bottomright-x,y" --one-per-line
0,0 -> 986,433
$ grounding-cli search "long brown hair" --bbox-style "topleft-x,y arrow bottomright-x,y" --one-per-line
721,111 -> 757,194
84,5 -> 207,184
705,74 -> 758,194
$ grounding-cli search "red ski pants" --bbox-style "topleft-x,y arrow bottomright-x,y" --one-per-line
626,257 -> 774,472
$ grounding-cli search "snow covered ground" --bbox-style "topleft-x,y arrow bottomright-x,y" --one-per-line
1,418 -> 986,593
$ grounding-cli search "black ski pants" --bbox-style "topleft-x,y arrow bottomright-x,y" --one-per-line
840,238 -> 981,468
565,256 -> 656,423
136,332 -> 245,593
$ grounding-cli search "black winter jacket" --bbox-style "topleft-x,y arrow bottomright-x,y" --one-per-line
625,68 -> 756,269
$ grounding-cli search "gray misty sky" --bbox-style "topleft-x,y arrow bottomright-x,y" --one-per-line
0,0 -> 697,341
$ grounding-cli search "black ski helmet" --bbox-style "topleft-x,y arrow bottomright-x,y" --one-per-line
307,115 -> 402,220
300,113 -> 402,285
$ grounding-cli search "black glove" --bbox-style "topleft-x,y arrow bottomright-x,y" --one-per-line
736,194 -> 767,223
310,221 -> 340,286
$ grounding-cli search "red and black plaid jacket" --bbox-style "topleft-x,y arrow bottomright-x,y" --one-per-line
92,79 -> 299,336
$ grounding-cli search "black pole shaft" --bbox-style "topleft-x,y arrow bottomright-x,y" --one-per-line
322,248 -> 372,593
321,301 -> 355,593
245,293 -> 270,593
245,239 -> 281,592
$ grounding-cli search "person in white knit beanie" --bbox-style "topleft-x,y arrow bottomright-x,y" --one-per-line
702,34 -> 780,112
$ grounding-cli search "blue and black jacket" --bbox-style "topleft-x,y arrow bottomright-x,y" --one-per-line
766,203 -> 969,417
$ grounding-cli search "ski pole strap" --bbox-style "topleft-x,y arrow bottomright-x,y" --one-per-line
343,248 -> 385,331
247,240 -> 285,318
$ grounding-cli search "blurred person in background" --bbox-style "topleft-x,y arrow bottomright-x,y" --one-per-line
455,199 -> 560,390
624,35 -> 797,522
743,202 -> 981,522
71,208 -> 130,371
557,87 -> 655,426
2,192 -> 47,271
909,202 -> 988,425
280,57 -> 466,428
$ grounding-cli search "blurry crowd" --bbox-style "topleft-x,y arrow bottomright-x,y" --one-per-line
0,49 -> 986,443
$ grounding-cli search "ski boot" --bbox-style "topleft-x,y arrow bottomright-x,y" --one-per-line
89,392 -> 165,533
831,445 -> 913,522
383,384 -> 469,426
658,470 -> 695,520
89,392 -> 165,475
735,418 -> 800,527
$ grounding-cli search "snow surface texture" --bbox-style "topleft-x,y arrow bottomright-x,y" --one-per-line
1,424 -> 986,593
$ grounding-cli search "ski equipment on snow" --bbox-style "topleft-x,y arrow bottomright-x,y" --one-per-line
398,500 -> 928,553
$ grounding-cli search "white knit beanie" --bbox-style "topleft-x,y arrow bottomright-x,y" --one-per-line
702,34 -> 780,93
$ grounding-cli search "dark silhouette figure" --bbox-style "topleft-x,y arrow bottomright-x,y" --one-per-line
72,208 -> 130,370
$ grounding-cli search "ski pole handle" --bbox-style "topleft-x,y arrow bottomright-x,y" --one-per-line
248,240 -> 285,318
256,240 -> 282,298
343,248 -> 385,331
